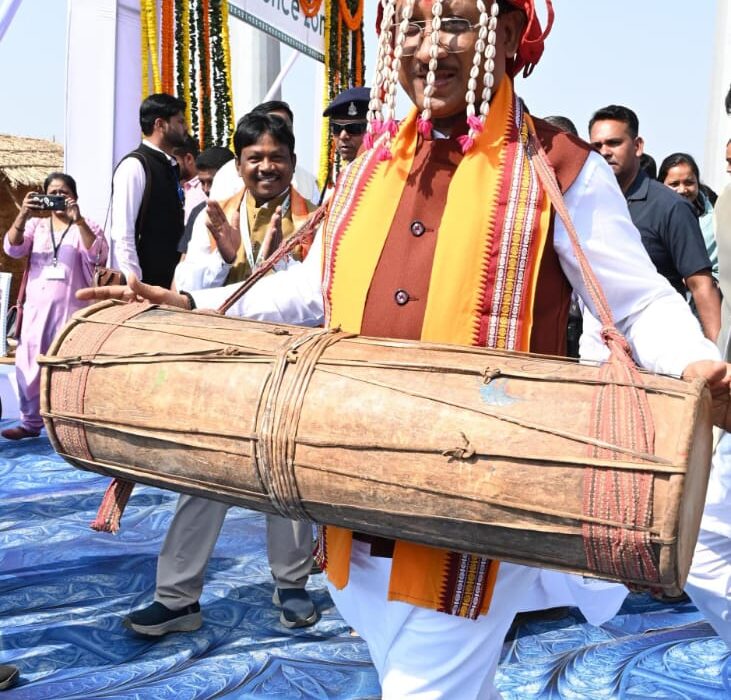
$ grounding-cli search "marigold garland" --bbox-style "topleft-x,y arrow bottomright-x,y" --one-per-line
319,0 -> 365,188
337,0 -> 363,31
161,0 -> 174,93
219,0 -> 235,146
300,0 -> 324,18
198,0 -> 212,148
188,2 -> 199,138
318,0 -> 333,188
140,3 -> 150,99
140,0 -> 161,97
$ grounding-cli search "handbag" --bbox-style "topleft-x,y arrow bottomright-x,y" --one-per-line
93,266 -> 126,287
6,259 -> 29,342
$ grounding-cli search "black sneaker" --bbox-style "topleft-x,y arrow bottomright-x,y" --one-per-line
0,665 -> 19,690
123,601 -> 202,636
272,588 -> 319,628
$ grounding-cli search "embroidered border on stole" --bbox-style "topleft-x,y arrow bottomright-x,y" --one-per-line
322,146 -> 384,325
477,98 -> 545,350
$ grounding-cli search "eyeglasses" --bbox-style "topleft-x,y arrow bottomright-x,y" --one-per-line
390,17 -> 480,57
331,122 -> 368,136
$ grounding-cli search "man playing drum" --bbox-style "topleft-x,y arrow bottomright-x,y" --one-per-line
81,1 -> 731,696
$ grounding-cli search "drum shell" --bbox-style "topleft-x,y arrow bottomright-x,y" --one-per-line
41,300 -> 714,593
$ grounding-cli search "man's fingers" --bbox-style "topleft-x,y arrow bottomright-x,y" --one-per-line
128,274 -> 170,305
76,284 -> 132,302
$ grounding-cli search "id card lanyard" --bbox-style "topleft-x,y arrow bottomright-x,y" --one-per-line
241,189 -> 291,271
49,217 -> 72,267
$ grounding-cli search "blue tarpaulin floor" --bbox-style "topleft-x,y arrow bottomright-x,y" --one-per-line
1,424 -> 730,699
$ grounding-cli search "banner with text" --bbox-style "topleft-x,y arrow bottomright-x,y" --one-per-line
228,0 -> 326,62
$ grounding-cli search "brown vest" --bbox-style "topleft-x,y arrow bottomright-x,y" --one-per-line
360,118 -> 592,356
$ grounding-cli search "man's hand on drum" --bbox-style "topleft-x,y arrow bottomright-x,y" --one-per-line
682,360 -> 731,431
76,274 -> 192,309
207,201 -> 241,264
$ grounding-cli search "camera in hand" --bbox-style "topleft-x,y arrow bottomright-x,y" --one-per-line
30,194 -> 67,211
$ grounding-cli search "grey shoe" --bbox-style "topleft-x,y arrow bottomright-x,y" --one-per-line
123,601 -> 202,637
272,588 -> 319,628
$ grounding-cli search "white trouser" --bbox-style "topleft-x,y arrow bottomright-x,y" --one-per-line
328,541 -> 542,700
155,493 -> 313,609
685,431 -> 731,648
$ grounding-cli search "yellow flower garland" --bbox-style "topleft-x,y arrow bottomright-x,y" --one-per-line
318,0 -> 333,189
220,0 -> 236,148
140,0 -> 150,98
141,0 -> 162,96
182,0 -> 191,127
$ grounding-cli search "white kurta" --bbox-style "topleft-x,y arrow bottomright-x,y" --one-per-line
191,150 -> 722,698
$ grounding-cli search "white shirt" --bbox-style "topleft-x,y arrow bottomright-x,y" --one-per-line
192,151 -> 720,376
174,188 -> 297,292
183,176 -> 207,225
208,158 -> 320,206
108,139 -> 178,281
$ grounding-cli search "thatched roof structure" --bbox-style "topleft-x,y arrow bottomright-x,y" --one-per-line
0,134 -> 63,189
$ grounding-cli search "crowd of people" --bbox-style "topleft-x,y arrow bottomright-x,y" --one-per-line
3,0 -> 731,696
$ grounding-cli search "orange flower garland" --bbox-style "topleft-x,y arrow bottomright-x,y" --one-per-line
337,0 -> 363,31
300,0 -> 324,18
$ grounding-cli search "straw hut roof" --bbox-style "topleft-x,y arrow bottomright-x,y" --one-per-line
0,134 -> 63,189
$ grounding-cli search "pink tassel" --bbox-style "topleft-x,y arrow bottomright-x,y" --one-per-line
383,118 -> 399,136
458,134 -> 475,154
376,144 -> 393,161
365,119 -> 385,150
417,116 -> 433,137
467,114 -> 484,132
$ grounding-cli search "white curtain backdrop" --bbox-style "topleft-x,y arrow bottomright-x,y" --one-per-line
0,0 -> 22,44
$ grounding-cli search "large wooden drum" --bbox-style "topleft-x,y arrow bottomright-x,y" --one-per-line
40,300 -> 713,594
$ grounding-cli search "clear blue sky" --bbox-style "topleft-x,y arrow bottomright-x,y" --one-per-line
0,0 -> 719,178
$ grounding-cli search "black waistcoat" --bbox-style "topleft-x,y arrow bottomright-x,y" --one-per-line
125,143 -> 184,288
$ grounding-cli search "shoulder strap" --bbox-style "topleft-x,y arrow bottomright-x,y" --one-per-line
526,117 -> 631,361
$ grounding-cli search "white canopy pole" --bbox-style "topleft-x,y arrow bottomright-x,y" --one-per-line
263,50 -> 300,103
0,0 -> 23,43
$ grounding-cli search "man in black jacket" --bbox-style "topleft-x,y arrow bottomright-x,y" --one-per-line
109,93 -> 187,288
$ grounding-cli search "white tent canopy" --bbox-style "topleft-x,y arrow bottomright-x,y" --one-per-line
64,0 -> 285,228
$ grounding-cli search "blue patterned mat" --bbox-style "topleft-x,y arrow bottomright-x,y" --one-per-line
1,426 -> 729,699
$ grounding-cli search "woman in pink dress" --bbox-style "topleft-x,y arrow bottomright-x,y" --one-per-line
2,172 -> 108,439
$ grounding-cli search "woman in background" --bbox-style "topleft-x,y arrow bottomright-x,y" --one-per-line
2,172 -> 107,440
659,152 -> 718,278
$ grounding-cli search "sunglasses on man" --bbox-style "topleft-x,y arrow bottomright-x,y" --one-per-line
331,121 -> 368,136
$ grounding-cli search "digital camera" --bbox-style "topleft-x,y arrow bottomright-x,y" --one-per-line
30,194 -> 67,211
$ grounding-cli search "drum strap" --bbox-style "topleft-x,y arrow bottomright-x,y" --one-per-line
527,117 -> 661,587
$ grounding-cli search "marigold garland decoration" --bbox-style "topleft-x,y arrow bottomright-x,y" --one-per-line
141,0 -> 235,149
139,0 -> 364,169
320,0 -> 365,188
300,0 -> 324,18
161,0 -> 174,93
